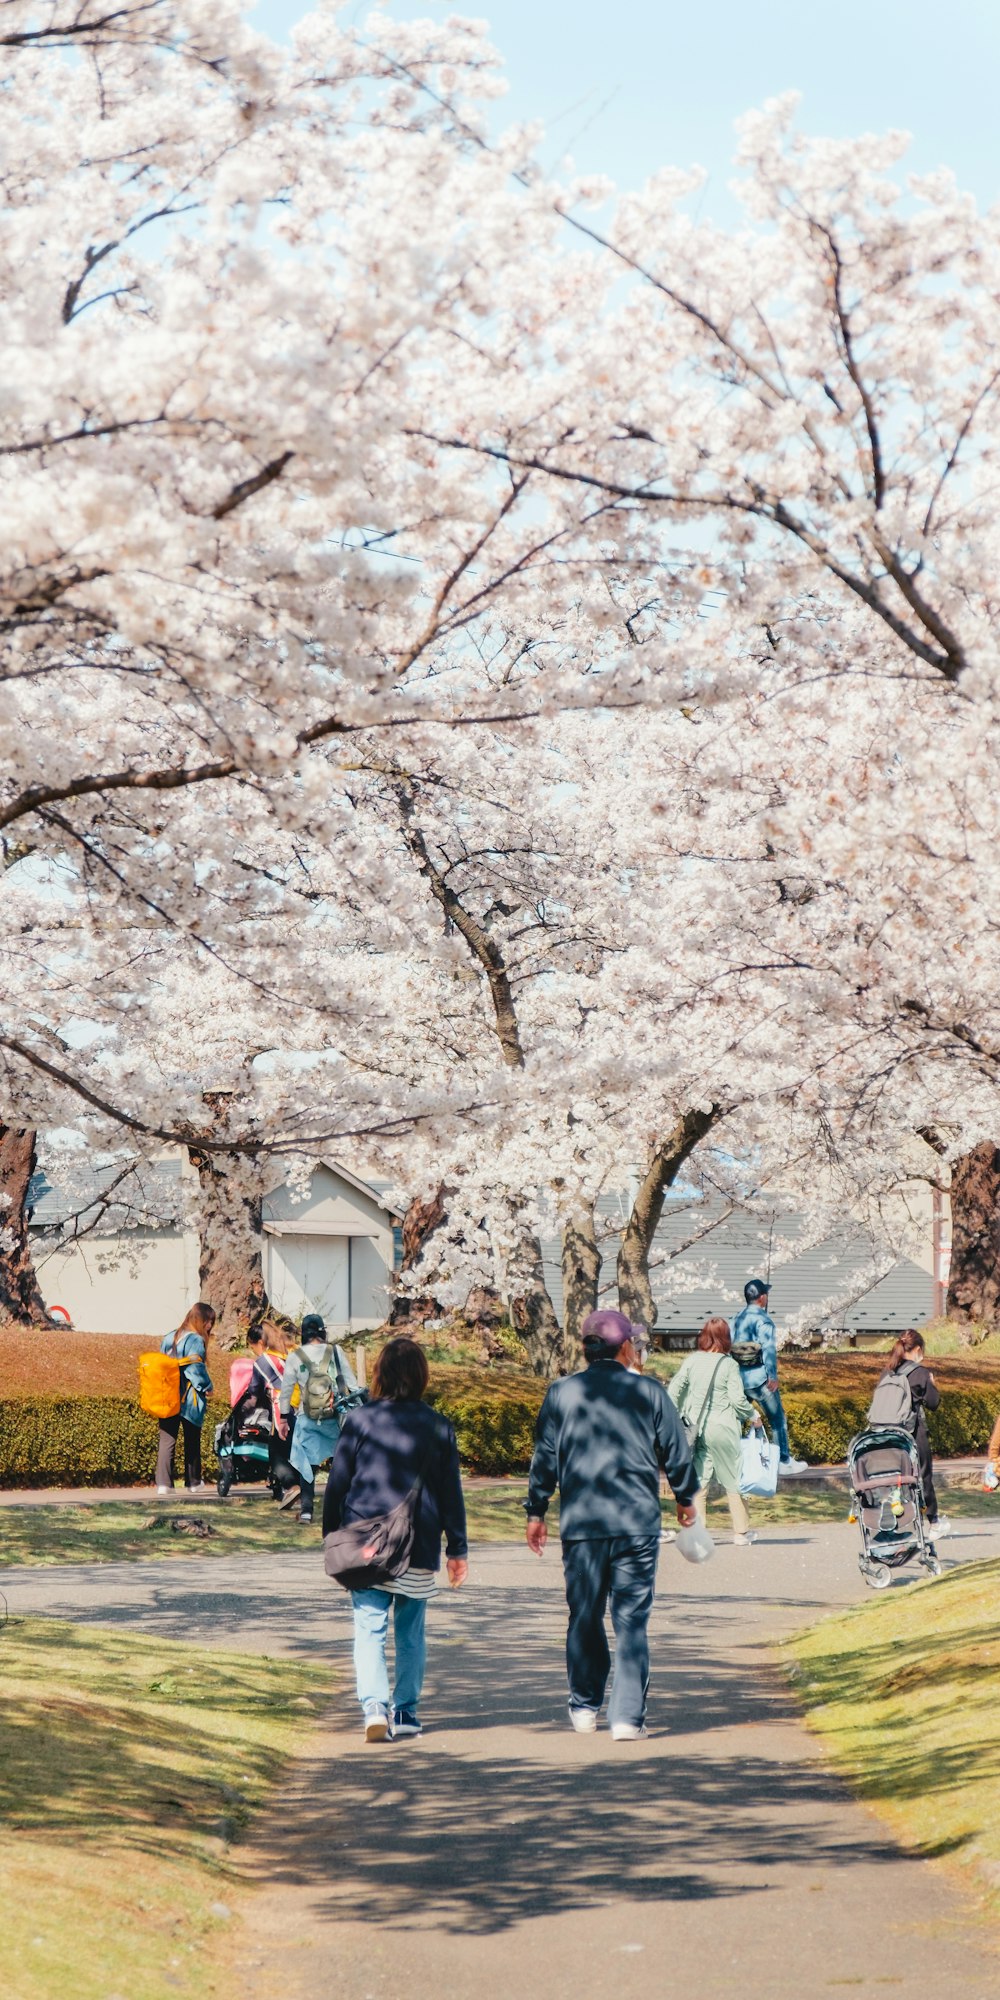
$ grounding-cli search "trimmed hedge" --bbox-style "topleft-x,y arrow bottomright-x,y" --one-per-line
1,1375 -> 997,1485
0,1396 -> 231,1488
782,1389 -> 999,1466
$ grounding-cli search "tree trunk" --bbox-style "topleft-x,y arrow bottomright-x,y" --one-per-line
0,1126 -> 49,1325
946,1141 -> 1000,1338
507,1228 -> 566,1377
561,1207 -> 600,1360
617,1106 -> 722,1330
401,1182 -> 449,1270
187,1146 -> 267,1349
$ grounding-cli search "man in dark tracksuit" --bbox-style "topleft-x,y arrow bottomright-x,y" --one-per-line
525,1308 -> 698,1740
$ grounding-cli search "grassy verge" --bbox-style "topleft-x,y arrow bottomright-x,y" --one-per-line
0,1494 -> 319,1566
0,1616 -> 330,2000
787,1556 -> 1000,1911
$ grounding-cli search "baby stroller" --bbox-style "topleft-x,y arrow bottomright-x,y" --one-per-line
215,1374 -> 276,1497
848,1426 -> 942,1589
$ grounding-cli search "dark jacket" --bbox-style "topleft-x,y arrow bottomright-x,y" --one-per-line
901,1362 -> 940,1437
526,1358 -> 698,1542
323,1397 -> 468,1569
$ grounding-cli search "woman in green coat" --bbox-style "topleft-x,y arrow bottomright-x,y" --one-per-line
668,1317 -> 763,1544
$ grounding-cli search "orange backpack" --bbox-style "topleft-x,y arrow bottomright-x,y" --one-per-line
138,1339 -> 189,1419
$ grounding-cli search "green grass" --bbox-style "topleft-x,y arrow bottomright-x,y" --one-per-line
787,1555 -> 1000,1910
0,1616 -> 331,2000
0,1494 -> 320,1567
1,1477 -> 996,1569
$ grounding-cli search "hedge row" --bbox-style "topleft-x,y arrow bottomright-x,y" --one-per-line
1,1381 -> 997,1486
784,1387 -> 1000,1466
0,1397 -> 232,1488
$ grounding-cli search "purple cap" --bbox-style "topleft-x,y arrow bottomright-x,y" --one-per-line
581,1309 -> 635,1349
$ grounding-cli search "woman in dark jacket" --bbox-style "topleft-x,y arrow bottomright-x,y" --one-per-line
888,1328 -> 950,1540
324,1337 -> 468,1743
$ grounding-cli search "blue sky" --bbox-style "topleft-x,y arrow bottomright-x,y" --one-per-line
255,0 -> 1000,215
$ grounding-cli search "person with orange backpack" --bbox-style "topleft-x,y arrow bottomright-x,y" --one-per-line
150,1302 -> 216,1493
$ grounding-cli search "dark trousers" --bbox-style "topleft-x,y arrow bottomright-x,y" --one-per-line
156,1415 -> 202,1489
916,1422 -> 938,1524
561,1535 -> 659,1729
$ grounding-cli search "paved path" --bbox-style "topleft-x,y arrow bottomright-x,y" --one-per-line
3,1521 -> 999,1999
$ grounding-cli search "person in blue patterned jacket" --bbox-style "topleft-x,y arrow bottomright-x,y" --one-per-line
731,1279 -> 807,1476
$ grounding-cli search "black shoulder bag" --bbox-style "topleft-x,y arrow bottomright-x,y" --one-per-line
323,1431 -> 438,1591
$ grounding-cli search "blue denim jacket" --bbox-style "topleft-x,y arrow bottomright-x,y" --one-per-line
730,1303 -> 777,1389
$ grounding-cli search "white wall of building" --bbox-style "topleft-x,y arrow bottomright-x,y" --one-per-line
35,1229 -> 202,1336
31,1162 -> 396,1335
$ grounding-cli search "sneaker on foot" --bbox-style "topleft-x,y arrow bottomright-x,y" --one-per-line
363,1702 -> 389,1743
733,1531 -> 759,1545
610,1721 -> 647,1742
929,1515 -> 952,1540
156,1486 -> 172,1496
390,1708 -> 422,1739
186,1482 -> 208,1494
569,1706 -> 599,1734
659,1529 -> 676,1543
777,1458 -> 809,1476
278,1484 -> 302,1512
298,1512 -> 313,1525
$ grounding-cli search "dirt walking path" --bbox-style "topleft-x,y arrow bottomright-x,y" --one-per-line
4,1520 -> 999,1999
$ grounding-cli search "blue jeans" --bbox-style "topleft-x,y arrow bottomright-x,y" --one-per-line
351,1588 -> 427,1714
754,1382 -> 791,1462
561,1535 -> 659,1729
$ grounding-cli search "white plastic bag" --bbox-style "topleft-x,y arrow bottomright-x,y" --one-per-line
739,1428 -> 780,1498
675,1518 -> 715,1564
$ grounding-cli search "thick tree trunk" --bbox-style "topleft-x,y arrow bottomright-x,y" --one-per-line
401,1182 -> 449,1270
507,1228 -> 566,1377
0,1126 -> 49,1325
187,1146 -> 267,1349
946,1141 -> 1000,1338
561,1207 -> 600,1359
617,1106 -> 722,1330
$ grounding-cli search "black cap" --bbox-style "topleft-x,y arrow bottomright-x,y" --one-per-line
744,1278 -> 769,1303
301,1313 -> 327,1341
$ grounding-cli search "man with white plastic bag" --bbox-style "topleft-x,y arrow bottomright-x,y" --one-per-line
525,1310 -> 699,1742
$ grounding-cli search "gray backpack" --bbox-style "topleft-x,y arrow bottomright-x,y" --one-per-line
867,1360 -> 918,1433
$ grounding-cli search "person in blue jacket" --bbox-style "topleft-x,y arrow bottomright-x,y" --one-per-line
155,1301 -> 216,1493
731,1278 -> 806,1475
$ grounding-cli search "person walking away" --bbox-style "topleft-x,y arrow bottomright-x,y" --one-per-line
245,1324 -> 296,1498
731,1278 -> 807,1476
525,1307 -> 698,1741
155,1302 -> 216,1493
324,1336 -> 468,1742
868,1327 -> 950,1541
277,1314 -> 355,1524
669,1318 -> 764,1545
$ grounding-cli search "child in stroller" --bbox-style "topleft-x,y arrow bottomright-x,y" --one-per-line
848,1427 -> 943,1589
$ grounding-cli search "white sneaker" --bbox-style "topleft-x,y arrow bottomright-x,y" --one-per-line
778,1458 -> 809,1475
659,1529 -> 676,1543
733,1531 -> 759,1545
363,1702 -> 389,1743
569,1707 -> 599,1733
156,1486 -> 172,1496
930,1516 -> 952,1540
611,1722 -> 647,1742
